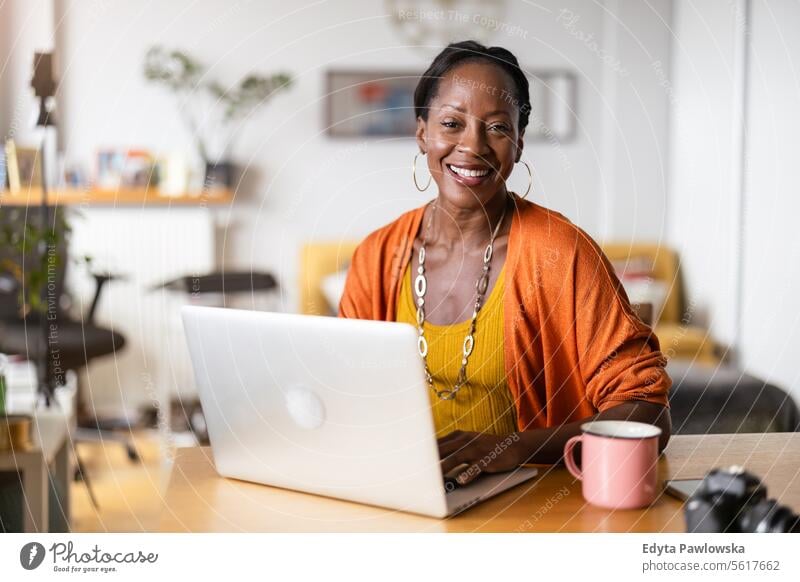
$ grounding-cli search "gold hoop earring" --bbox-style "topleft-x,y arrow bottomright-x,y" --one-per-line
412,152 -> 432,192
518,161 -> 533,199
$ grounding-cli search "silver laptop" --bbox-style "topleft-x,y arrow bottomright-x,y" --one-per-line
181,305 -> 538,518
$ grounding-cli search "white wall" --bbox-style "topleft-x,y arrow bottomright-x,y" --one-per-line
667,0 -> 745,348
600,0 -> 673,242
668,1 -> 742,345
739,0 -> 800,399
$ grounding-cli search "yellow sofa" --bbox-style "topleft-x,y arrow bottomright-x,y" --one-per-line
298,241 -> 359,316
601,242 -> 719,365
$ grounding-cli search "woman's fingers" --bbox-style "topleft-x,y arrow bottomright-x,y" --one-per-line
440,450 -> 469,474
442,459 -> 483,486
439,442 -> 488,470
439,432 -> 513,483
456,463 -> 482,486
439,432 -> 516,480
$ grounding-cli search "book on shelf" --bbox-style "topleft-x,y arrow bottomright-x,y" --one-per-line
4,139 -> 20,193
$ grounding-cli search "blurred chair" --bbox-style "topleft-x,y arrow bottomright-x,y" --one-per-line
667,360 -> 800,434
155,271 -> 277,297
0,206 -> 131,507
298,241 -> 359,315
601,242 -> 719,364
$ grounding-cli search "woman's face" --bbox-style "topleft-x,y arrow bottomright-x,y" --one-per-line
416,61 -> 524,208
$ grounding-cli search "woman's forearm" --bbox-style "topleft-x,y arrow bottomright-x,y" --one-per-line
511,401 -> 671,465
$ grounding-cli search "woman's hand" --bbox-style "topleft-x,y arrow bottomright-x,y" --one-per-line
438,430 -> 523,486
437,402 -> 671,478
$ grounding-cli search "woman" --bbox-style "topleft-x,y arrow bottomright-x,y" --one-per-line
339,41 -> 671,484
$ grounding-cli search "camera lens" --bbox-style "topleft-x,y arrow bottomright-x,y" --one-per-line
686,467 -> 800,533
740,499 -> 800,533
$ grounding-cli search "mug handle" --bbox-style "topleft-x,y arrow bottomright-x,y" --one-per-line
563,435 -> 583,480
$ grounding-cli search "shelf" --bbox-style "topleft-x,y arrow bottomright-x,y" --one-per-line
0,187 -> 234,207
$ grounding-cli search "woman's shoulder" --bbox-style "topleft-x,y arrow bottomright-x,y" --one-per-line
512,198 -> 639,329
514,198 -> 603,261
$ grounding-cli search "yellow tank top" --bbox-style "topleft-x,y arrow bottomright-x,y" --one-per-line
395,262 -> 517,438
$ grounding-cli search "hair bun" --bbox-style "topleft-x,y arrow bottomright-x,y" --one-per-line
414,40 -> 531,131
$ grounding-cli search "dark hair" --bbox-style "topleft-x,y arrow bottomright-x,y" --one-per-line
414,40 -> 531,131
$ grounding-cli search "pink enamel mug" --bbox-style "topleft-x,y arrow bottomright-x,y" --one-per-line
563,420 -> 662,509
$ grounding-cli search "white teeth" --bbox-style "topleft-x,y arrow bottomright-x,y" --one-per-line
449,165 -> 490,178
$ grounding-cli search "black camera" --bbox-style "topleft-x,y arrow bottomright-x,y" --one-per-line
685,466 -> 800,533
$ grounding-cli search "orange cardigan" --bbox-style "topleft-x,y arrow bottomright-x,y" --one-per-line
338,194 -> 671,431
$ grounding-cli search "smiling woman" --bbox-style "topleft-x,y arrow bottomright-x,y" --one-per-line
338,40 -> 671,483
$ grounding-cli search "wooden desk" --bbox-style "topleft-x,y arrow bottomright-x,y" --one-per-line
158,433 -> 800,532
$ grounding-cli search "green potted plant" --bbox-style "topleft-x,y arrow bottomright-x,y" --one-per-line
0,207 -> 70,317
143,46 -> 293,189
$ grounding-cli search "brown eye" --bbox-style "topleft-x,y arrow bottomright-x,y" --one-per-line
440,120 -> 459,129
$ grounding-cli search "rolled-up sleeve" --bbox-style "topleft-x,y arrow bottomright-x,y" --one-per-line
572,233 -> 671,412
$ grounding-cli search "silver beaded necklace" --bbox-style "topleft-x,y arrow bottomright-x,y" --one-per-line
414,197 -> 509,401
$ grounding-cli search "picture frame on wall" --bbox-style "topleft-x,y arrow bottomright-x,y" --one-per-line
526,69 -> 578,143
324,68 -> 578,143
4,140 -> 42,193
15,147 -> 43,190
325,70 -> 420,138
